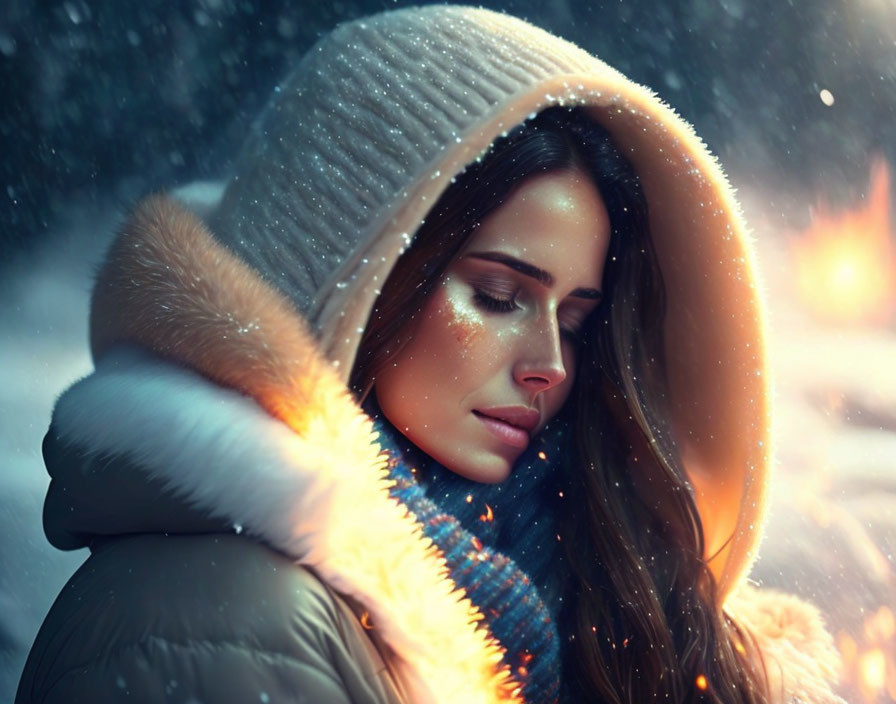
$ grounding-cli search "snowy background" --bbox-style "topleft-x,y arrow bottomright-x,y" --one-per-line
2,1 -> 895,702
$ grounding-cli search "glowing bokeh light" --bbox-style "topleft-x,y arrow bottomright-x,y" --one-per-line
791,157 -> 896,326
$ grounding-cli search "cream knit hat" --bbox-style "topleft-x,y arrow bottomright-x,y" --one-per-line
208,4 -> 769,601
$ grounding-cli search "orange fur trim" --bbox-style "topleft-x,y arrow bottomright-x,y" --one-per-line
92,195 -> 336,437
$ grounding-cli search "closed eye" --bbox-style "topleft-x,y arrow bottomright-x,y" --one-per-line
472,288 -> 516,313
473,288 -> 585,344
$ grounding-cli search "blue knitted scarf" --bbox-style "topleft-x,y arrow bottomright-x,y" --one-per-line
368,398 -> 572,703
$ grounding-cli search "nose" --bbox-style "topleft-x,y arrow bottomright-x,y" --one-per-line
512,316 -> 567,392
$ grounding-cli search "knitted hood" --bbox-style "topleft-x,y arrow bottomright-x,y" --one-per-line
50,5 -> 796,703
205,3 -> 771,600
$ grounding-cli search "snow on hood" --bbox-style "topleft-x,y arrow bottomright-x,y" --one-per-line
63,3 -> 769,617
198,4 -> 772,600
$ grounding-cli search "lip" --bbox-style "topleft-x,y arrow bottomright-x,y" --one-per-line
476,406 -> 540,432
473,406 -> 540,450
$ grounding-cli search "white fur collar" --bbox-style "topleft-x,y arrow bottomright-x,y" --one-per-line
53,345 -> 521,704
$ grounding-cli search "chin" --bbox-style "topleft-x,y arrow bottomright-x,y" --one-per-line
448,454 -> 514,484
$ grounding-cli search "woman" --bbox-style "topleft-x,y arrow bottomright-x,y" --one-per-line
18,5 -> 841,704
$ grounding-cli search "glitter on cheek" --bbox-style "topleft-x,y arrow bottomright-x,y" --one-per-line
444,290 -> 484,355
495,325 -> 518,342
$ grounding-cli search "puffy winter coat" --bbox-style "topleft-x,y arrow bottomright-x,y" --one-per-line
18,5 -> 843,703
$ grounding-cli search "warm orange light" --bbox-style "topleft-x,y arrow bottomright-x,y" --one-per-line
858,648 -> 886,700
791,157 -> 896,325
696,674 -> 708,691
864,606 -> 895,641
537,451 -> 547,460
837,631 -> 858,671
480,503 -> 494,522
360,611 -> 373,630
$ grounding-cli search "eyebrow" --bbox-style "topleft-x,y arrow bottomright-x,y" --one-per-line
464,251 -> 603,300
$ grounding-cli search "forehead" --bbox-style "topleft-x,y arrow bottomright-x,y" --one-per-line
460,169 -> 611,287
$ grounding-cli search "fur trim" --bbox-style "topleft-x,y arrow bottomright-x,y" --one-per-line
80,195 -> 523,703
726,584 -> 845,704
55,347 -> 520,704
73,194 -> 833,702
91,194 -> 343,438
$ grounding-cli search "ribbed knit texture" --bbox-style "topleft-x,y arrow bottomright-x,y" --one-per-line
210,5 -> 600,315
368,397 -> 570,703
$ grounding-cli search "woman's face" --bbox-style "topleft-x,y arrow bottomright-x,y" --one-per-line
375,168 -> 611,482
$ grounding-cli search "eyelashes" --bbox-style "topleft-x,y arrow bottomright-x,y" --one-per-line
471,287 -> 584,343
472,288 -> 516,313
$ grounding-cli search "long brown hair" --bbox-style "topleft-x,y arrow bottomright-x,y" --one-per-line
350,106 -> 767,703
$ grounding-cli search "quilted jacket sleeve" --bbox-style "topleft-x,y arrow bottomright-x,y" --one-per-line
16,533 -> 402,704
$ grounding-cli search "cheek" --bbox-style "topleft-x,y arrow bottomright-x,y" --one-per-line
443,289 -> 484,353
434,285 -> 485,358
